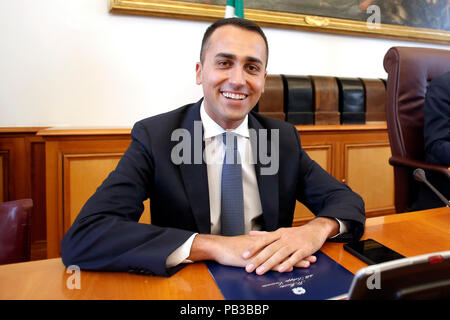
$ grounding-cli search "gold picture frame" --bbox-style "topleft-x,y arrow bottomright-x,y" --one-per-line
109,0 -> 450,44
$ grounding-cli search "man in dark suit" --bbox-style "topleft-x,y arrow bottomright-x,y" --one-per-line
412,71 -> 450,211
61,18 -> 365,277
423,71 -> 450,167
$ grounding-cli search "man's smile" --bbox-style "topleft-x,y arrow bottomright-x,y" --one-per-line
221,91 -> 248,101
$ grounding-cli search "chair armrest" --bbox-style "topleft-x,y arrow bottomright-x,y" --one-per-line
389,156 -> 450,180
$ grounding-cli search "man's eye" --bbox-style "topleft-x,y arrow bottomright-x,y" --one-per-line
217,61 -> 230,67
247,65 -> 260,73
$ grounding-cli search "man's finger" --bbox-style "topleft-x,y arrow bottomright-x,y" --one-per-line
248,230 -> 267,236
242,231 -> 279,259
244,240 -> 285,273
254,244 -> 295,275
276,253 -> 316,272
296,255 -> 317,264
293,254 -> 317,268
275,256 -> 315,273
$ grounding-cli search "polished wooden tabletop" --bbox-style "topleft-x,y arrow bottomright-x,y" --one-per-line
0,207 -> 449,300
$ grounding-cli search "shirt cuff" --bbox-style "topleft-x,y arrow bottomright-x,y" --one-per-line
330,218 -> 349,239
165,233 -> 198,268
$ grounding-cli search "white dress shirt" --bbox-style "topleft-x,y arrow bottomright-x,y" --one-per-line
165,102 -> 348,267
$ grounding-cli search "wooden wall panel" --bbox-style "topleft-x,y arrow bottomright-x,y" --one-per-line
293,145 -> 332,226
297,124 -> 395,219
0,138 -> 28,200
63,153 -> 151,231
41,130 -> 133,257
30,141 -> 46,243
344,143 -> 394,216
0,130 -> 47,260
64,154 -> 122,229
0,153 -> 5,202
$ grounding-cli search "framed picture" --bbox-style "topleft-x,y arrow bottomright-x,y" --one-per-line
109,0 -> 450,44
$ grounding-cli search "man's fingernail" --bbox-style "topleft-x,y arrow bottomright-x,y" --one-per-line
256,266 -> 265,274
243,251 -> 250,259
246,264 -> 254,272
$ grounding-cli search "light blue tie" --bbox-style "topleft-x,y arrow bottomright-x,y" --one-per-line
220,132 -> 245,236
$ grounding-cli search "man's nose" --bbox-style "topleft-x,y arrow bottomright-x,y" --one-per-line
228,66 -> 246,87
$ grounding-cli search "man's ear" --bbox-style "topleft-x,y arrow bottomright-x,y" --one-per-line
195,62 -> 202,85
261,70 -> 268,94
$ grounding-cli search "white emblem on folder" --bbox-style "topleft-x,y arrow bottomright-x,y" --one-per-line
292,287 -> 306,295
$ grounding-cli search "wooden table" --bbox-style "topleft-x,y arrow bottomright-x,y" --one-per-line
0,207 -> 449,300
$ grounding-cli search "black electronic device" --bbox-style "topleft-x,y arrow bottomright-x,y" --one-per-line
344,238 -> 405,265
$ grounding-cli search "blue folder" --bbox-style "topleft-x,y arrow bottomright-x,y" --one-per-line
206,251 -> 353,300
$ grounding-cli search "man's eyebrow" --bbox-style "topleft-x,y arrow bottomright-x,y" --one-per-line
246,56 -> 264,66
214,53 -> 264,66
215,53 -> 236,60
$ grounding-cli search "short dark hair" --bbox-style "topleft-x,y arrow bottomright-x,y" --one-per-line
200,18 -> 269,67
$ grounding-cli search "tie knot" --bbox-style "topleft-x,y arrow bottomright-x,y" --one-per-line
222,132 -> 238,151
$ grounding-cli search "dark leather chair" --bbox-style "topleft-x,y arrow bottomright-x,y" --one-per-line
0,199 -> 33,265
384,47 -> 450,213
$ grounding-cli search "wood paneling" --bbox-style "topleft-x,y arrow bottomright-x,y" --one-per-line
64,154 -> 123,228
304,145 -> 333,172
62,153 -> 151,232
0,138 -> 28,200
0,152 -> 6,202
344,143 -> 394,216
30,141 -> 46,243
0,129 -> 47,260
293,144 -> 333,226
39,129 -> 133,258
295,123 -> 395,225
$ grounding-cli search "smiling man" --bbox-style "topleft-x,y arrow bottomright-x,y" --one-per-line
61,18 -> 365,277
196,22 -> 267,130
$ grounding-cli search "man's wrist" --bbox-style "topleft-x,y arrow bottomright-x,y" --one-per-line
310,217 -> 340,239
187,234 -> 219,262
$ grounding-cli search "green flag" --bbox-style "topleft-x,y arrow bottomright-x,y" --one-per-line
225,0 -> 244,18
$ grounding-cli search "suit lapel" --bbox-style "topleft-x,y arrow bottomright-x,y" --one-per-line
248,113 -> 279,231
178,100 -> 211,234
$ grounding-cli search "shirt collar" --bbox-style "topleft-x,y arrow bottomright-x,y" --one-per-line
200,101 -> 249,140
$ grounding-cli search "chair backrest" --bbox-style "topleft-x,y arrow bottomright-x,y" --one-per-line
0,199 -> 33,265
383,47 -> 450,212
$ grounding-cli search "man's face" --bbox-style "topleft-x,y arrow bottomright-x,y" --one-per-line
196,25 -> 267,129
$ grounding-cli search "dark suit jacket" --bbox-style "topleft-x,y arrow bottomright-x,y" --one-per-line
412,71 -> 450,211
61,100 -> 365,277
424,71 -> 450,166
